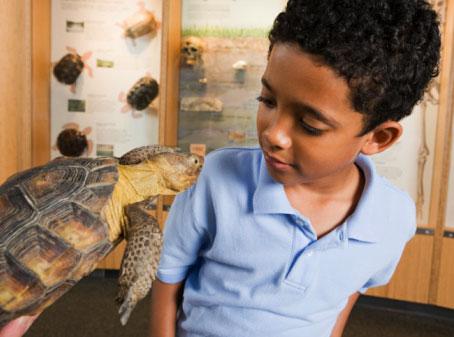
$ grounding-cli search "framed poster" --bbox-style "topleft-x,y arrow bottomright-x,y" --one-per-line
51,0 -> 163,158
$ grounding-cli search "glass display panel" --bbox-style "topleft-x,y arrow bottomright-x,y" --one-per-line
177,0 -> 287,154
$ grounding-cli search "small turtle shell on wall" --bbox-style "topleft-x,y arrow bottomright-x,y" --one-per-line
126,77 -> 159,111
56,128 -> 88,157
53,53 -> 84,85
123,10 -> 159,39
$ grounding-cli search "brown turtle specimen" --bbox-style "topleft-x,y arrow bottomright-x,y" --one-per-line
0,145 -> 203,326
56,128 -> 89,157
119,2 -> 160,41
126,76 -> 159,111
53,53 -> 84,85
53,47 -> 93,89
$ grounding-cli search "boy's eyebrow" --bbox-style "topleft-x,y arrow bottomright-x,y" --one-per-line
261,77 -> 340,128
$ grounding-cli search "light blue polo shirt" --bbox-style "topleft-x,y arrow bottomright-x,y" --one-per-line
157,147 -> 416,337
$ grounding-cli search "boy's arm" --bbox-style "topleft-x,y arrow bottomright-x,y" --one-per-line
150,279 -> 184,337
330,292 -> 360,337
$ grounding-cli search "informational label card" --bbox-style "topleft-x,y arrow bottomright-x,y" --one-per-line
51,0 -> 162,158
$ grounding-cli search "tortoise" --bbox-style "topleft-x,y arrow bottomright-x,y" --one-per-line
126,76 -> 159,111
0,145 -> 203,326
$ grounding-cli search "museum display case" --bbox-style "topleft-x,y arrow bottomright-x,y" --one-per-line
50,0 -> 163,158
0,0 -> 453,310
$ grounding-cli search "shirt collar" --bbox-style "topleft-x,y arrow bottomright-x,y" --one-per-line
252,153 -> 387,243
252,155 -> 299,216
346,154 -> 386,243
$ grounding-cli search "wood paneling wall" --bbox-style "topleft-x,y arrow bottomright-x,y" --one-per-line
0,0 -> 32,182
428,0 -> 454,306
32,0 -> 51,166
158,0 -> 181,147
0,0 -> 50,183
437,237 -> 454,307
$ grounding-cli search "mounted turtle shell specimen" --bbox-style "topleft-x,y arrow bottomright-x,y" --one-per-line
122,9 -> 159,40
126,76 -> 159,111
56,128 -> 88,157
53,53 -> 84,85
0,145 -> 203,326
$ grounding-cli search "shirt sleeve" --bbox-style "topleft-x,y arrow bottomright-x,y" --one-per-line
358,257 -> 401,294
359,200 -> 416,294
156,181 -> 212,284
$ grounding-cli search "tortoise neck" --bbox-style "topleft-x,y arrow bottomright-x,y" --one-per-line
101,163 -> 176,241
101,164 -> 152,241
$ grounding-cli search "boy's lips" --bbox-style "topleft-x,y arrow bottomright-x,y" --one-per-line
264,152 -> 293,170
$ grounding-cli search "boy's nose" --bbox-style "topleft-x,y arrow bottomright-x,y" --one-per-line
263,115 -> 292,150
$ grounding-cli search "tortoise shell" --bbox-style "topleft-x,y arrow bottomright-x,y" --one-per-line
126,76 -> 159,111
53,53 -> 84,85
0,157 -> 118,325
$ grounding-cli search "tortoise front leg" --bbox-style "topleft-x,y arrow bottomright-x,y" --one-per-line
116,198 -> 162,325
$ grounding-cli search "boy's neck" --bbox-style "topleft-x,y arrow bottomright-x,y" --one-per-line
284,162 -> 365,238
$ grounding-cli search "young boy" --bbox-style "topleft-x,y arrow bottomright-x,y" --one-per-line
150,0 -> 441,336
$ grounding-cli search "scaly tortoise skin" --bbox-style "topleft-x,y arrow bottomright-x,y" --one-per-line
0,145 -> 202,326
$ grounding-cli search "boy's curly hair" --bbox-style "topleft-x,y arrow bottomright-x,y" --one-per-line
269,0 -> 441,134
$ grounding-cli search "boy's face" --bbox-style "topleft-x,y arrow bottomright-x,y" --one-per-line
256,43 -> 372,187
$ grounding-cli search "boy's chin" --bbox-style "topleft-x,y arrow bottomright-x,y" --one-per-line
266,166 -> 303,186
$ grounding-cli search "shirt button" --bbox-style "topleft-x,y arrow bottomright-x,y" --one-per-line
306,251 -> 314,257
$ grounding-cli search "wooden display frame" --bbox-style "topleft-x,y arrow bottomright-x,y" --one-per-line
429,0 -> 454,306
32,0 -> 51,167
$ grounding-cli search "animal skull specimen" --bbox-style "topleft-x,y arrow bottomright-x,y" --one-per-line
181,36 -> 206,66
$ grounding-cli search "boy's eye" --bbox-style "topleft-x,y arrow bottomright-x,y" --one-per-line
299,119 -> 324,136
256,95 -> 276,108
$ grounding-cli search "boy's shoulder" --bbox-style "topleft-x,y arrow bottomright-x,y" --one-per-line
355,155 -> 416,243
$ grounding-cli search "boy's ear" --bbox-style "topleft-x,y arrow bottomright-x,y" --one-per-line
360,121 -> 403,155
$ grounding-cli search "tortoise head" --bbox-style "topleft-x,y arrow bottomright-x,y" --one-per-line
150,152 -> 203,192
